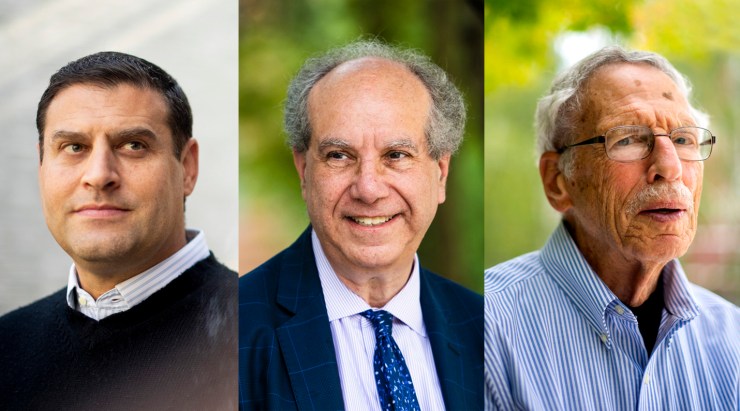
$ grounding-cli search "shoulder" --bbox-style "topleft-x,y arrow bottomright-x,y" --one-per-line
420,268 -> 483,307
0,288 -> 66,331
239,229 -> 313,300
689,284 -> 739,332
0,288 -> 67,358
484,251 -> 545,295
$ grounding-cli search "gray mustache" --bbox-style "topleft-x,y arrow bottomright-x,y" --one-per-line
625,184 -> 694,216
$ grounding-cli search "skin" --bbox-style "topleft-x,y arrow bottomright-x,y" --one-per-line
540,63 -> 703,306
39,83 -> 199,299
293,58 -> 450,308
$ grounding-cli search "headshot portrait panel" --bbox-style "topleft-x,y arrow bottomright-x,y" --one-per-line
0,0 -> 238,409
238,0 -> 485,409
483,1 -> 740,409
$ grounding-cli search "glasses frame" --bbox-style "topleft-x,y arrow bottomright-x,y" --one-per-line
557,125 -> 717,162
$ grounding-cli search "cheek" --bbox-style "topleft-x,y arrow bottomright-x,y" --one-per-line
304,168 -> 345,215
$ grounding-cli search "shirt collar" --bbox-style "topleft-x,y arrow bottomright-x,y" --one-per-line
541,222 -> 700,337
66,229 -> 210,319
312,229 -> 425,337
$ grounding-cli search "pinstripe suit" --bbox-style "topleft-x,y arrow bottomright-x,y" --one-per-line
239,227 -> 483,410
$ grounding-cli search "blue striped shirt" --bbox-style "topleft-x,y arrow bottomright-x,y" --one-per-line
485,223 -> 740,410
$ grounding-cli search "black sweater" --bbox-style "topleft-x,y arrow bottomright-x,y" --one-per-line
0,254 -> 237,411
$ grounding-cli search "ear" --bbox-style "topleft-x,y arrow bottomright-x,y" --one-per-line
436,154 -> 451,204
181,138 -> 199,197
539,151 -> 572,213
292,150 -> 308,200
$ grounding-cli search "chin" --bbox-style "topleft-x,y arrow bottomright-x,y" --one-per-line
628,238 -> 691,264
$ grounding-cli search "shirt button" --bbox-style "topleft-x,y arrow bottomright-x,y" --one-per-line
78,296 -> 87,306
644,373 -> 650,385
600,334 -> 608,343
615,306 -> 625,315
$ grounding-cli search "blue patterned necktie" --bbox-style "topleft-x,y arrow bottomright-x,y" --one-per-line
360,309 -> 421,411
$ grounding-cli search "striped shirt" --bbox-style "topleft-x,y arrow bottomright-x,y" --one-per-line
485,222 -> 740,410
313,230 -> 446,411
66,229 -> 210,321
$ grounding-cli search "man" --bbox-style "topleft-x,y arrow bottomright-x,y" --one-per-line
485,46 -> 739,410
239,40 -> 483,410
0,52 -> 237,410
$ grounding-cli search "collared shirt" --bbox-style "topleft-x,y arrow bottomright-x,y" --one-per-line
485,223 -> 740,410
66,229 -> 210,321
313,230 -> 445,411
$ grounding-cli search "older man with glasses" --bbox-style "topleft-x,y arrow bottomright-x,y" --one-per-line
485,46 -> 738,410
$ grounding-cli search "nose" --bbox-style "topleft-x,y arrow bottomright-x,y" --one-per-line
349,159 -> 389,204
81,146 -> 120,191
646,135 -> 682,183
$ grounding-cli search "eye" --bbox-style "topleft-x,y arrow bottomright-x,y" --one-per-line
613,136 -> 634,147
326,151 -> 348,160
387,151 -> 409,160
62,143 -> 84,153
122,141 -> 146,151
671,133 -> 697,146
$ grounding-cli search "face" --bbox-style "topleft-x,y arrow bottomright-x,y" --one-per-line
39,83 -> 198,278
559,63 -> 703,267
293,58 -> 450,276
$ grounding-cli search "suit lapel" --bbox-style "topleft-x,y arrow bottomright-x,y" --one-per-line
275,228 -> 344,411
419,268 -> 466,408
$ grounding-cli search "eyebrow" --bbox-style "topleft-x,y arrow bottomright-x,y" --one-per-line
385,138 -> 418,152
317,137 -> 419,152
49,127 -> 158,142
317,138 -> 351,150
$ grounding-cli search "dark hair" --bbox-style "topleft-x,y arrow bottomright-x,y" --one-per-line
36,51 -> 192,161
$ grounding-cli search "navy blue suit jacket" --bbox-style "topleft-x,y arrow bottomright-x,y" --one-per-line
239,228 -> 483,410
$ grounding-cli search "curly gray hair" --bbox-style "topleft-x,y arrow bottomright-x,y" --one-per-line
535,45 -> 708,175
284,40 -> 466,160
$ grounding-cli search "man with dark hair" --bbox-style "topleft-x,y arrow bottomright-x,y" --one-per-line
0,52 -> 237,410
239,40 -> 483,410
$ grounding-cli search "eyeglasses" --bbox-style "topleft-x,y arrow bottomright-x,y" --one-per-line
558,125 -> 716,162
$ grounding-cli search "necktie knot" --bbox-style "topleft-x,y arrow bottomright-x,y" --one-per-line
361,309 -> 393,337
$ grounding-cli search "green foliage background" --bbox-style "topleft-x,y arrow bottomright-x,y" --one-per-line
484,0 -> 740,303
239,0 -> 484,292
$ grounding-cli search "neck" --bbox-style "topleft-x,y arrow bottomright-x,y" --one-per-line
330,262 -> 414,308
566,221 -> 666,307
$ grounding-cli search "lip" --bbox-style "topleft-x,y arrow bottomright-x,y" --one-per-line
345,214 -> 399,228
74,204 -> 131,218
637,202 -> 687,222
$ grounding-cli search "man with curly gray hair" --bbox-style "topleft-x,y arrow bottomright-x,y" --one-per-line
240,39 -> 483,410
485,46 -> 738,410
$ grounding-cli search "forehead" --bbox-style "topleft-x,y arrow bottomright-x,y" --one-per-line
306,58 -> 431,146
580,63 -> 693,130
45,83 -> 169,134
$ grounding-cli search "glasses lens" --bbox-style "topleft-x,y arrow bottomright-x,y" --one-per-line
672,127 -> 714,160
604,126 -> 652,161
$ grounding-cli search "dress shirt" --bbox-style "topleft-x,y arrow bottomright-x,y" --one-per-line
66,229 -> 210,321
313,230 -> 445,411
485,222 -> 740,410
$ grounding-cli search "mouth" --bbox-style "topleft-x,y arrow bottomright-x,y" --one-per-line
638,207 -> 686,221
347,215 -> 397,227
74,204 -> 130,217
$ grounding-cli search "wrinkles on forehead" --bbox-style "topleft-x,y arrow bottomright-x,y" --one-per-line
578,63 -> 694,137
